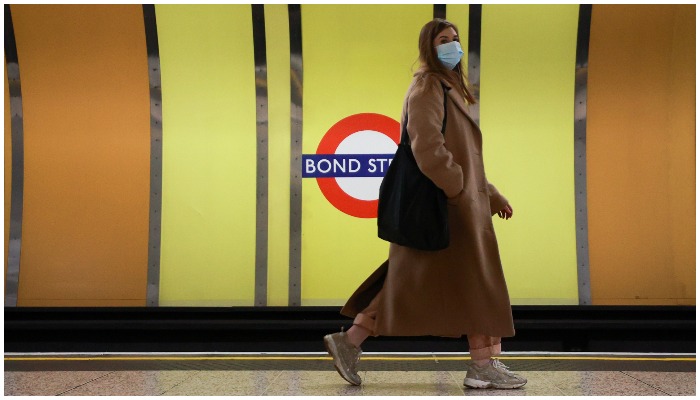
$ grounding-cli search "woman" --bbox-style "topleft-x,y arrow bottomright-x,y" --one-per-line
324,19 -> 526,390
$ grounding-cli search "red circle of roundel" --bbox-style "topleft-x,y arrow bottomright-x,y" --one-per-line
315,113 -> 400,218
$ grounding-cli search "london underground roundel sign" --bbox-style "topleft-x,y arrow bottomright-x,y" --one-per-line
302,113 -> 400,218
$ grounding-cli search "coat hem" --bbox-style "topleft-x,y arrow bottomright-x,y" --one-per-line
368,330 -> 516,339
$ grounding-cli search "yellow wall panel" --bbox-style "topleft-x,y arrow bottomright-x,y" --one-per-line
480,5 -> 580,304
156,5 -> 258,306
587,5 -> 695,305
265,4 -> 291,306
301,5 -> 432,305
10,5 -> 151,306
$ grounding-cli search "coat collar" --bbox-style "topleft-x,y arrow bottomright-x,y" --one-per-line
437,77 -> 481,131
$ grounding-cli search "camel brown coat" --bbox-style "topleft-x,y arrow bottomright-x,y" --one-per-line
340,73 -> 515,338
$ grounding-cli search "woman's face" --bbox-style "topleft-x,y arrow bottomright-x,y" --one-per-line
433,27 -> 459,47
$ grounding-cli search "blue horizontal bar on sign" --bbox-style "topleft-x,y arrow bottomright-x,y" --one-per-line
302,154 -> 395,178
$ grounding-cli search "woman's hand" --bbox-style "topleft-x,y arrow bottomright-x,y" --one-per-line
497,204 -> 513,220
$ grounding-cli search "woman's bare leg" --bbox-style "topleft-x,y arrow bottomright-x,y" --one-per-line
345,290 -> 383,348
346,324 -> 371,348
467,333 -> 501,366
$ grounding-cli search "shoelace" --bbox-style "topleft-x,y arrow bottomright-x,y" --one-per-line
492,358 -> 516,376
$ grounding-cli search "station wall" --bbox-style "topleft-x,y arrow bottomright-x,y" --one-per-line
4,4 -> 695,307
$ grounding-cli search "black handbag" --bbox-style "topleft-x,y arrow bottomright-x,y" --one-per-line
377,83 -> 450,251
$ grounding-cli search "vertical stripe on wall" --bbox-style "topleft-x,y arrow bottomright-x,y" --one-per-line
433,4 -> 446,20
480,5 -> 580,304
156,5 -> 257,306
4,5 -> 24,306
3,54 -> 10,301
252,4 -> 270,307
142,5 -> 163,307
587,4 -> 695,305
11,5 -> 151,306
574,4 -> 592,305
265,4 -> 291,306
288,4 -> 303,307
467,4 -> 482,123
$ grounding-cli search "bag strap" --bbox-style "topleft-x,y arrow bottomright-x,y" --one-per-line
401,82 -> 449,146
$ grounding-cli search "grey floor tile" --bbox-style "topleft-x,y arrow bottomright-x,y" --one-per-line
161,371 -> 281,396
5,358 -> 694,396
264,370 -> 364,396
59,370 -> 196,396
362,370 -> 464,396
4,371 -> 113,396
623,371 -> 696,396
541,371 -> 668,396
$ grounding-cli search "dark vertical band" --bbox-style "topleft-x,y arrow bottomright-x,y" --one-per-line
142,5 -> 163,307
433,4 -> 446,20
4,5 -> 24,307
288,4 -> 303,307
574,4 -> 593,305
252,4 -> 269,307
467,4 -> 482,125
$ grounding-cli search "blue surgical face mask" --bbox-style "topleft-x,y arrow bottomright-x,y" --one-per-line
435,41 -> 464,70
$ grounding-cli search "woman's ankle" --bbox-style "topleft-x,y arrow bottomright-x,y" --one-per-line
473,358 -> 491,367
346,325 -> 370,349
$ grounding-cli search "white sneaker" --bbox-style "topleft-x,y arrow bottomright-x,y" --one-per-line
463,358 -> 527,389
323,331 -> 362,386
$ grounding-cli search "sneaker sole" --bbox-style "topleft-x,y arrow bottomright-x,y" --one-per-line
464,378 -> 526,390
323,335 -> 361,386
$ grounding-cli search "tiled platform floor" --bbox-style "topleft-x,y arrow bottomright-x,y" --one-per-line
5,353 -> 696,396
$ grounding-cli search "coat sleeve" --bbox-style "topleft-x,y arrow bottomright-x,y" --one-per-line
487,181 -> 509,216
406,76 -> 464,199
